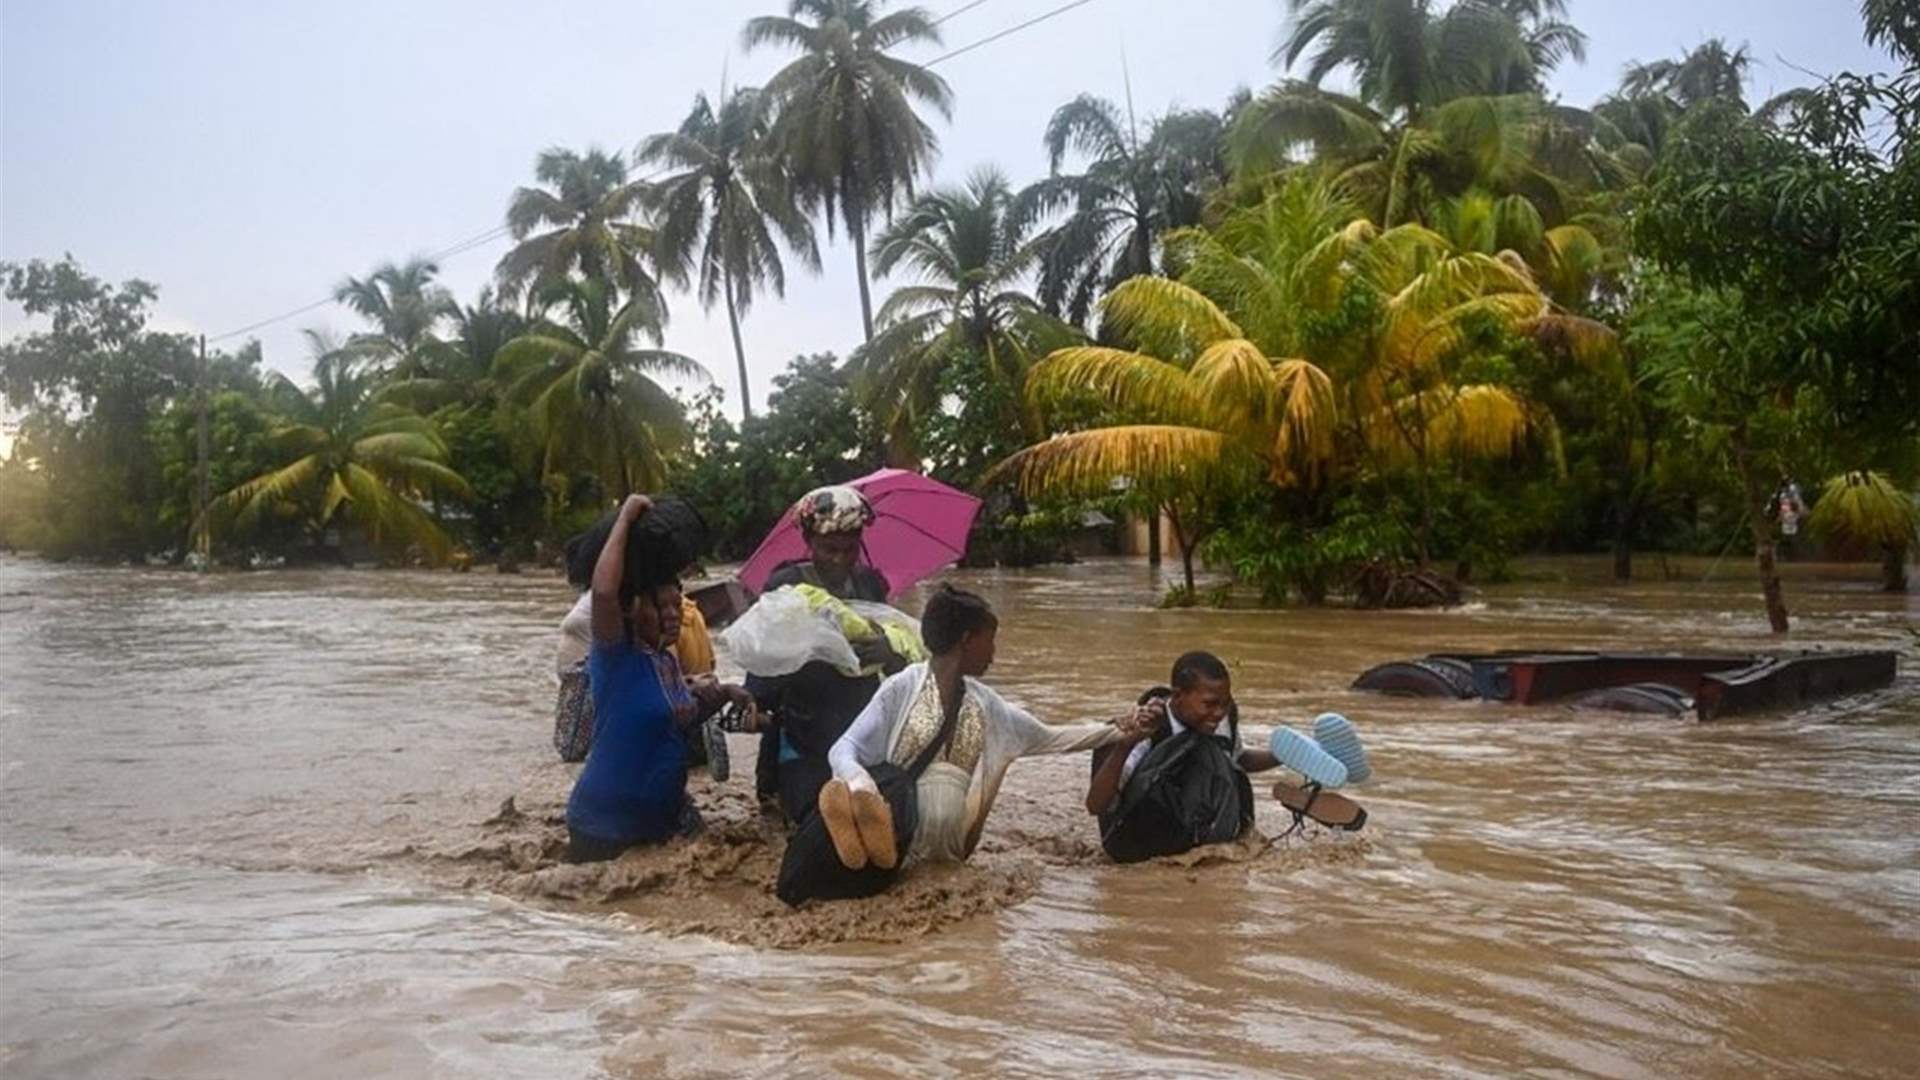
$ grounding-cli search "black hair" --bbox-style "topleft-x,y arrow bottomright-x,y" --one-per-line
921,584 -> 997,655
1171,650 -> 1230,690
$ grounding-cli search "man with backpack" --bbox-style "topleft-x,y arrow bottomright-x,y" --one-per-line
1085,651 -> 1280,863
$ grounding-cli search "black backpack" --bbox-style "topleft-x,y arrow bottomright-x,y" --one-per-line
1097,689 -> 1254,864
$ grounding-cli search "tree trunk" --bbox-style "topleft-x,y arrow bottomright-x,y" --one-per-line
849,211 -> 875,344
1415,450 -> 1434,568
1612,491 -> 1642,581
722,262 -> 753,419
1146,508 -> 1161,565
1731,432 -> 1789,633
1883,544 -> 1909,593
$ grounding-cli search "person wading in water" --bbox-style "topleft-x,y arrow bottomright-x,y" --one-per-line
748,485 -> 909,823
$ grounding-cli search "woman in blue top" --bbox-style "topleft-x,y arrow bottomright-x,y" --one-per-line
567,494 -> 698,862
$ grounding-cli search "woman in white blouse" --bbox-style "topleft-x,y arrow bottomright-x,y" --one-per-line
819,586 -> 1153,870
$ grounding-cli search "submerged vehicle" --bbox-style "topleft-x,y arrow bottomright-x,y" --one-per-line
1352,650 -> 1899,720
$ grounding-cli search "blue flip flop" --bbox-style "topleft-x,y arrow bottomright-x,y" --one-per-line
1269,727 -> 1349,788
1312,712 -> 1371,784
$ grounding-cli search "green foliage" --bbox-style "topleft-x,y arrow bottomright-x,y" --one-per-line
640,87 -> 820,416
1014,95 -> 1229,324
1204,490 -> 1413,605
434,400 -> 548,559
744,0 -> 952,340
673,353 -> 886,557
154,391 -> 292,557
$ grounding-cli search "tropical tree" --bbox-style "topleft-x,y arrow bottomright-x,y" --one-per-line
638,87 -> 820,417
1237,0 -> 1628,230
492,278 -> 708,497
1862,0 -> 1920,64
213,332 -> 471,562
1808,471 -> 1919,592
495,147 -> 666,307
1620,38 -> 1751,110
856,166 -> 1074,456
333,257 -> 456,379
998,180 -> 1612,589
743,0 -> 953,342
1014,96 -> 1229,325
1276,0 -> 1586,119
379,287 -> 527,413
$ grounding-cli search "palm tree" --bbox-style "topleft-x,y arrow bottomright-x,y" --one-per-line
1013,96 -> 1229,326
1808,471 -> 1919,592
495,147 -> 666,307
213,331 -> 471,561
856,166 -> 1074,455
491,278 -> 709,497
1277,0 -> 1585,119
333,257 -> 457,379
638,88 -> 820,418
998,184 -> 1614,582
1620,38 -> 1751,110
379,287 -> 529,413
743,0 -> 953,342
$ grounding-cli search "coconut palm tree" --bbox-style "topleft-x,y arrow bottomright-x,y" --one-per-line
491,278 -> 708,497
1277,0 -> 1585,120
638,87 -> 820,418
855,166 -> 1075,455
1620,38 -> 1751,110
213,331 -> 470,561
1808,471 -> 1919,591
743,0 -> 953,342
495,147 -> 667,308
333,257 -> 457,379
379,287 -> 529,413
1013,96 -> 1230,326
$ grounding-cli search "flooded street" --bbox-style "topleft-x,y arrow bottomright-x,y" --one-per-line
2,554 -> 1916,1078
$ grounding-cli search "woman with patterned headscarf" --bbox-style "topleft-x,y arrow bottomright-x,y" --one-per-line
748,485 -> 910,823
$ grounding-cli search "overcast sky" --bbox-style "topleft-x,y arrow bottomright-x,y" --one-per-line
0,0 -> 1897,448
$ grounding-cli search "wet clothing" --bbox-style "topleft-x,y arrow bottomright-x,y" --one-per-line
565,639 -> 688,856
748,560 -> 893,821
1092,692 -> 1253,862
553,593 -> 715,763
830,663 -> 1127,863
557,593 -> 713,674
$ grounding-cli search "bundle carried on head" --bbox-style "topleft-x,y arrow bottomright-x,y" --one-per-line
564,496 -> 710,590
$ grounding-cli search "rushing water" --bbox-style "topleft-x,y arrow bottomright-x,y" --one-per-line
1,554 -> 1916,1078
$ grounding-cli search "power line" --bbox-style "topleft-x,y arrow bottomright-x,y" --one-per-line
205,0 -> 1095,345
926,0 -> 1102,67
931,0 -> 995,26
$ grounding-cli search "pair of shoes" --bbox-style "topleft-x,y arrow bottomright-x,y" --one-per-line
1266,713 -> 1373,788
702,718 -> 730,783
817,778 -> 898,870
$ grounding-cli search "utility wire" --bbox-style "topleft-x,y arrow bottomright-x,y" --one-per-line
931,0 -> 995,26
206,0 -> 1099,344
926,0 -> 1101,67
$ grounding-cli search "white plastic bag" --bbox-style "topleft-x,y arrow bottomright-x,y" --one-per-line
717,587 -> 860,677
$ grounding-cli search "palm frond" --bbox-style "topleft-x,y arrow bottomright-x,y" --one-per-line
1099,277 -> 1242,360
991,425 -> 1233,498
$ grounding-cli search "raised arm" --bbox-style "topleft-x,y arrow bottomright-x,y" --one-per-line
590,494 -> 652,645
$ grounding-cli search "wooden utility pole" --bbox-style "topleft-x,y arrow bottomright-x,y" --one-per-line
194,334 -> 211,569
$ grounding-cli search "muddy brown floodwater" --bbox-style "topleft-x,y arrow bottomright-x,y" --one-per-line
1,554 -> 1916,1078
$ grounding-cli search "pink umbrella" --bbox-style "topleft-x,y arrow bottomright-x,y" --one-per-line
737,469 -> 982,601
